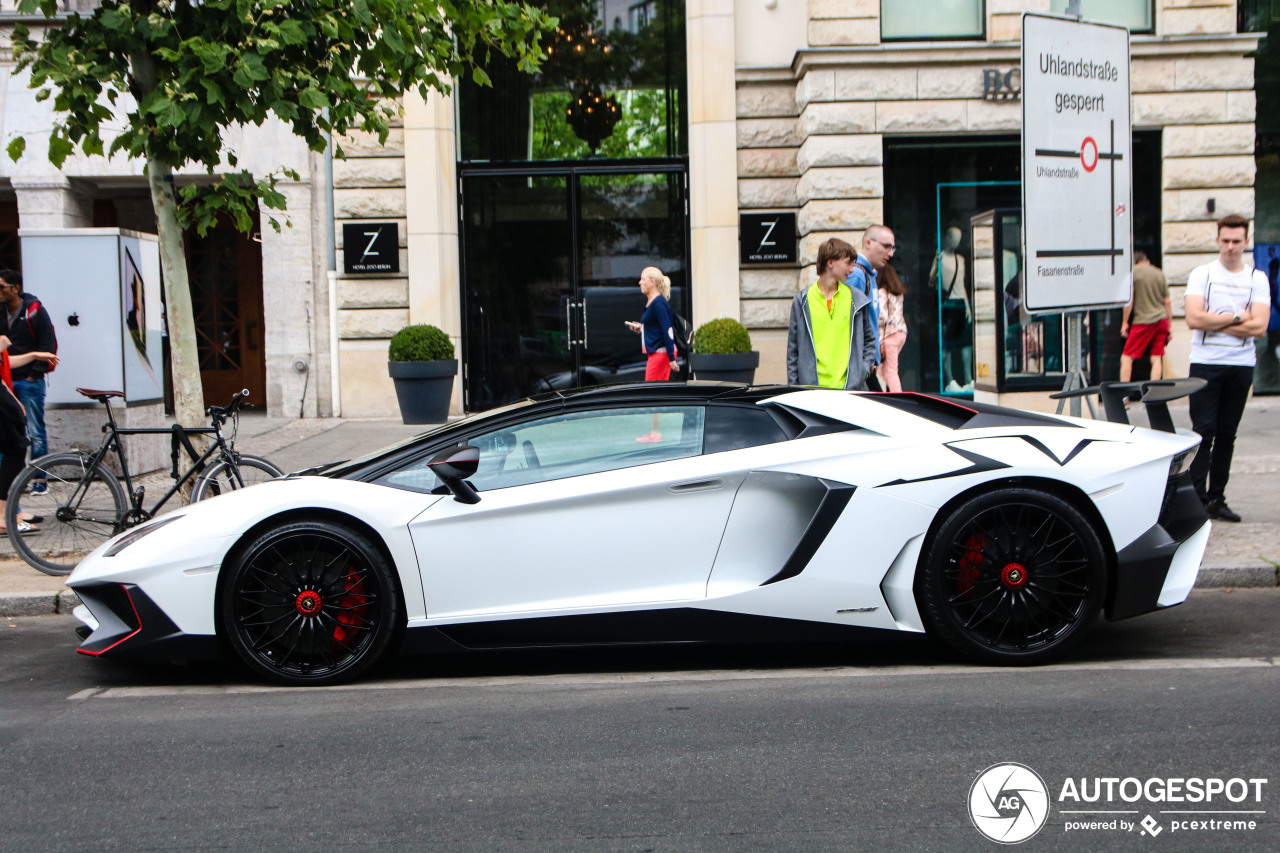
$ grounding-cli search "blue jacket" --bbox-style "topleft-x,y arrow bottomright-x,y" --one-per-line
847,255 -> 880,365
641,295 -> 676,361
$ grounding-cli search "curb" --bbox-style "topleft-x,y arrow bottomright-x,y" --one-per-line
1,590 -> 80,618
1,568 -> 1276,619
1194,565 -> 1279,588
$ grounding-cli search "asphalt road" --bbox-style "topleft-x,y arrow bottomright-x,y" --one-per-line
2,589 -> 1278,852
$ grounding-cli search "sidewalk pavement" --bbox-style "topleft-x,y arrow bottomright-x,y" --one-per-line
3,396 -> 1277,618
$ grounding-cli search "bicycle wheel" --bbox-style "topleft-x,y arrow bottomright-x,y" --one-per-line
192,454 -> 284,502
6,453 -> 127,576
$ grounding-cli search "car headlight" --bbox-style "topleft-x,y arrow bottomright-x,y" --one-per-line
1169,447 -> 1197,479
103,515 -> 184,557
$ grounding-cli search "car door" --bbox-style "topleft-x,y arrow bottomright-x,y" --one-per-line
405,404 -> 747,619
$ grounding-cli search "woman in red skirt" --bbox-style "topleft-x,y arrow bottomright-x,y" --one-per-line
626,266 -> 680,441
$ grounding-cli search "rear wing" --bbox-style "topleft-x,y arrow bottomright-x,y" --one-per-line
1050,378 -> 1207,433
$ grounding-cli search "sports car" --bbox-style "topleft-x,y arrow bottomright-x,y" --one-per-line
67,381 -> 1210,686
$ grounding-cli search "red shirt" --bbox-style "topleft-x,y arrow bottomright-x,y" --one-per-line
1,351 -> 11,391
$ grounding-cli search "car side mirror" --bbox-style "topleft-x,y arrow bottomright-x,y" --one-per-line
428,445 -> 481,504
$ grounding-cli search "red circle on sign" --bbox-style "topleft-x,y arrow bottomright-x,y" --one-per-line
1080,137 -> 1099,172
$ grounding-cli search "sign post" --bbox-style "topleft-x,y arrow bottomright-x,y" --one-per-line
1021,13 -> 1132,415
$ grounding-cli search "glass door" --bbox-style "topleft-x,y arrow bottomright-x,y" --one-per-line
461,173 -> 573,411
461,165 -> 688,410
577,171 -> 687,388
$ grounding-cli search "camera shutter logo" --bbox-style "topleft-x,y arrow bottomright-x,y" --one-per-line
968,763 -> 1051,844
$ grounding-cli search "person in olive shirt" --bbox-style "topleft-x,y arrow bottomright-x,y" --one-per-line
786,237 -> 876,389
1119,251 -> 1173,382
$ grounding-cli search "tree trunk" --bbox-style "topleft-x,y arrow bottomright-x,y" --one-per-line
131,38 -> 204,439
146,160 -> 205,436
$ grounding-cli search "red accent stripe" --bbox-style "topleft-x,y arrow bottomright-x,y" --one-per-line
76,585 -> 142,656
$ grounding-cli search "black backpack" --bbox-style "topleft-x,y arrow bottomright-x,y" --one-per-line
671,313 -> 692,358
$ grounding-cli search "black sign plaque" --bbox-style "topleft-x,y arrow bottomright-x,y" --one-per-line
740,213 -> 797,265
343,222 -> 400,274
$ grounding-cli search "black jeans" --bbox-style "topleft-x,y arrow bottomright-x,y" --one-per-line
1187,362 -> 1254,502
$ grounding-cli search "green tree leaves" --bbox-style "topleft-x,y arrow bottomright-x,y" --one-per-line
10,0 -> 556,231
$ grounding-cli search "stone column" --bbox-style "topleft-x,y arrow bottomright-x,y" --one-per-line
333,117 -> 409,418
11,177 -> 94,229
403,88 -> 462,415
687,0 -> 740,323
260,177 -> 319,418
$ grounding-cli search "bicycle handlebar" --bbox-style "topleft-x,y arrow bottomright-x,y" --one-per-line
207,388 -> 250,419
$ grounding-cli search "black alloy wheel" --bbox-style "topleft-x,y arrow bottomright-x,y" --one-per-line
916,488 -> 1106,664
222,520 -> 400,685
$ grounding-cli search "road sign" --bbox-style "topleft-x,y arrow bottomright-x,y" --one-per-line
1021,13 -> 1132,313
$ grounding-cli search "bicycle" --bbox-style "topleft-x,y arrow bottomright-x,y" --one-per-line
6,387 -> 283,575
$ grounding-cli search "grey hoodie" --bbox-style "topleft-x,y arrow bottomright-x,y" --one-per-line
786,281 -> 876,389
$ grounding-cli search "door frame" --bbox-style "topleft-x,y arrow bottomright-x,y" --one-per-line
457,158 -> 690,412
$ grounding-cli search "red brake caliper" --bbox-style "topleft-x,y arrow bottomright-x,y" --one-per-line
331,567 -> 369,648
955,532 -> 986,598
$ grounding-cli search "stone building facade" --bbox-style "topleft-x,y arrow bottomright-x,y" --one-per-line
326,0 -> 1262,416
1,2 -> 1265,422
733,0 -> 1260,401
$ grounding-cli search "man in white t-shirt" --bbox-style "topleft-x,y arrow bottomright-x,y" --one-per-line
1183,214 -> 1271,522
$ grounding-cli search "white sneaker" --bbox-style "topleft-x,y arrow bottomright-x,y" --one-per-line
945,380 -> 962,392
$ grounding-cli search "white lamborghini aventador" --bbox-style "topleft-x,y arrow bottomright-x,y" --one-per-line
65,382 -> 1209,685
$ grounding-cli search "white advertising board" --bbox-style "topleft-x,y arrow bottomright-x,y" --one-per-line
21,229 -> 164,406
1021,13 -> 1132,313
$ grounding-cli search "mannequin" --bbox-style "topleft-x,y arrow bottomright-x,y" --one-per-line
929,226 -> 973,390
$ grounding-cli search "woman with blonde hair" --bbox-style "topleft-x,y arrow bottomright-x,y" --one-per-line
625,266 -> 680,382
625,266 -> 680,441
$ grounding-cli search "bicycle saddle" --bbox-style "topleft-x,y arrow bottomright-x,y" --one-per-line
76,387 -> 124,402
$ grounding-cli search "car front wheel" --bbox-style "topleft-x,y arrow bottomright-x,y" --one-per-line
222,520 -> 400,685
916,488 -> 1106,664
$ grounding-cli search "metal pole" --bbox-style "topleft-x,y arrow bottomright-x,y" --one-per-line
1067,313 -> 1081,418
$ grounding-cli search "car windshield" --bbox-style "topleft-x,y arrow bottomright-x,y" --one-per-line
322,398 -> 536,478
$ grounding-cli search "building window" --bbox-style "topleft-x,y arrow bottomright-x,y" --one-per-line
458,0 -> 687,162
1241,0 -> 1280,32
881,0 -> 983,41
1049,1 -> 1153,34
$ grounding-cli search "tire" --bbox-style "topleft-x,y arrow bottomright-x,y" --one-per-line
192,455 -> 284,502
221,520 -> 400,685
6,453 -> 127,576
915,488 -> 1106,664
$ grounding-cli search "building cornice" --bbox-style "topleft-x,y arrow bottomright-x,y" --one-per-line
738,33 -> 1264,83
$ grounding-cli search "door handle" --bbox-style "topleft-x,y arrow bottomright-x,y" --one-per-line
581,298 -> 589,349
667,478 -> 724,494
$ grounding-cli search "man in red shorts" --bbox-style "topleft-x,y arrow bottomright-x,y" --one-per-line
1120,251 -> 1172,382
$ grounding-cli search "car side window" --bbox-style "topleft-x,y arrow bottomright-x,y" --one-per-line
379,406 -> 705,493
703,405 -> 790,454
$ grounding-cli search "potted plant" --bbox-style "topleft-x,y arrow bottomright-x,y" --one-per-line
689,317 -> 759,384
388,324 -> 458,424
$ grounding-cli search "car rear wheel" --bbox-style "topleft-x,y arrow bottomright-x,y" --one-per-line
222,520 -> 400,685
916,488 -> 1106,664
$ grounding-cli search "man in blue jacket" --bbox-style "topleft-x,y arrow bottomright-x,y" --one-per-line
786,238 -> 877,389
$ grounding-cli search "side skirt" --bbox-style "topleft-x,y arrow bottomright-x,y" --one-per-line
401,609 -> 897,654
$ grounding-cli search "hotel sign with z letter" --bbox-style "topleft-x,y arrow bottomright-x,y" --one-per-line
343,222 -> 400,274
1021,13 -> 1132,313
740,213 -> 797,265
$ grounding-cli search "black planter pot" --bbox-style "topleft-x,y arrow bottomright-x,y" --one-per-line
389,359 -> 457,424
689,351 -> 760,384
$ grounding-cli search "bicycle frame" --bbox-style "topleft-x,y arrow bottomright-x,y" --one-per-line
76,401 -> 236,526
